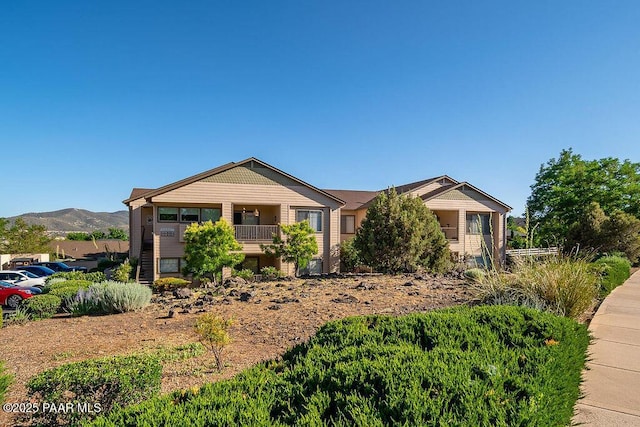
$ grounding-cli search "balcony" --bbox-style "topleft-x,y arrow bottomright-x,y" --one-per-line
440,226 -> 459,241
234,225 -> 279,241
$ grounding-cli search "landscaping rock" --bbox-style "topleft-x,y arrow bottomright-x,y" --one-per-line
239,292 -> 255,302
354,281 -> 377,290
268,304 -> 282,310
270,296 -> 300,304
173,288 -> 193,299
331,294 -> 359,304
224,276 -> 247,288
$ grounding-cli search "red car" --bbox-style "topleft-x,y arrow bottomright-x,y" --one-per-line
0,281 -> 34,309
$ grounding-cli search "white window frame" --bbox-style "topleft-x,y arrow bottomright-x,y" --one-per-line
296,209 -> 323,232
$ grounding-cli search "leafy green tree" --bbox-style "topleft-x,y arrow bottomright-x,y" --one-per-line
182,219 -> 244,285
89,230 -> 107,240
107,228 -> 129,241
261,221 -> 318,276
339,237 -> 361,272
353,188 -> 452,273
507,216 -> 528,249
67,232 -> 90,241
568,202 -> 640,263
0,218 -> 51,254
527,149 -> 640,246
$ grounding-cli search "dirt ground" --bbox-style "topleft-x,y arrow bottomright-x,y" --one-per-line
0,274 -> 473,427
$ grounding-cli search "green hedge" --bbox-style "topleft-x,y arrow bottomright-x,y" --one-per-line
27,354 -> 161,426
89,306 -> 589,426
595,255 -> 632,296
23,294 -> 62,319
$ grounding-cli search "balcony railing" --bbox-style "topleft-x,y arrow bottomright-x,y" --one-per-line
440,226 -> 458,241
234,225 -> 279,241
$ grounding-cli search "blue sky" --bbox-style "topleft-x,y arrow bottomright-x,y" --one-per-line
2,1 -> 639,218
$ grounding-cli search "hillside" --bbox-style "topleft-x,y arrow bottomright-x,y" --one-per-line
7,208 -> 129,236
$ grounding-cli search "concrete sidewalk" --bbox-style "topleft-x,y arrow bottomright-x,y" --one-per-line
573,270 -> 640,426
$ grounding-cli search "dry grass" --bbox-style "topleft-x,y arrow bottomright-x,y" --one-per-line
472,256 -> 600,319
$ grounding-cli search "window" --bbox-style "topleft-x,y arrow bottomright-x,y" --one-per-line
466,213 -> 491,235
296,209 -> 323,232
159,258 -> 180,273
300,258 -> 323,275
180,208 -> 200,222
201,208 -> 221,223
158,207 -> 178,222
341,215 -> 356,234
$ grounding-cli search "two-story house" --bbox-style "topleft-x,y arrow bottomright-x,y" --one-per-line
125,158 -> 511,282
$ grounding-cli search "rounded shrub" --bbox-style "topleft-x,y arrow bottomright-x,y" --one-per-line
595,255 -> 632,296
260,266 -> 285,280
23,294 -> 62,319
47,280 -> 93,311
99,281 -> 152,313
153,277 -> 190,292
233,269 -> 255,281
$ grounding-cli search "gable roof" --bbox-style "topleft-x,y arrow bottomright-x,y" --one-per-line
127,188 -> 154,201
421,182 -> 512,211
123,158 -> 345,206
392,175 -> 458,194
322,189 -> 380,210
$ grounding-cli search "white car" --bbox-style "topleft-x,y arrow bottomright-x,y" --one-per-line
0,270 -> 46,289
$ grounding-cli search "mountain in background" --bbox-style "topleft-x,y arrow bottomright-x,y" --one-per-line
6,208 -> 129,236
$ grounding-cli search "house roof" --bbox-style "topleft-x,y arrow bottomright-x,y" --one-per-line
127,188 -> 154,201
421,182 -> 512,211
322,189 -> 380,210
326,176 -> 511,212
51,239 -> 130,260
392,175 -> 458,194
123,158 -> 345,206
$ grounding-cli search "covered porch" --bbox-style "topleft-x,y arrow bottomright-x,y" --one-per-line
232,204 -> 281,242
433,210 -> 459,241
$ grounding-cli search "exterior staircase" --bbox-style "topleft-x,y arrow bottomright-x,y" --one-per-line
136,226 -> 154,285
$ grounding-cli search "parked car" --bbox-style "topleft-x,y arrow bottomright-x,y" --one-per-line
0,279 -> 42,295
0,281 -> 35,309
0,270 -> 46,289
16,265 -> 56,277
33,262 -> 87,273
